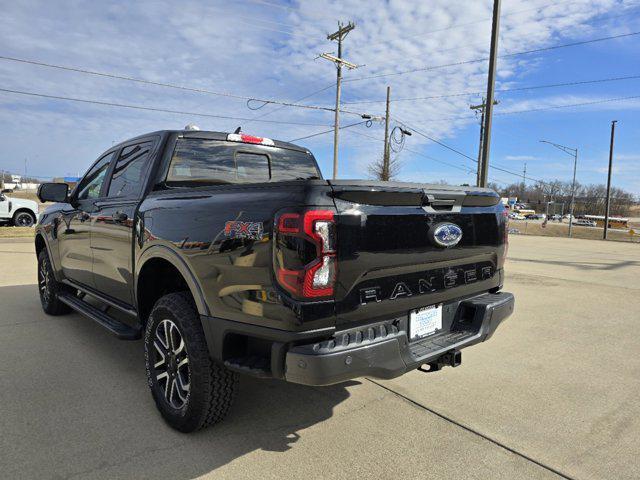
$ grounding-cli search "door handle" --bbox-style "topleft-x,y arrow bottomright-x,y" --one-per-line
112,211 -> 128,223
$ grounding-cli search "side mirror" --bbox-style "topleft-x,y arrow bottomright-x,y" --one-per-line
38,183 -> 69,203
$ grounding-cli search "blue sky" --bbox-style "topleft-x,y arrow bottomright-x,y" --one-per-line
0,0 -> 639,194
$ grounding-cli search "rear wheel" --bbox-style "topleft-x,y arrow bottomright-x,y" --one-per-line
37,249 -> 72,315
13,211 -> 35,227
144,292 -> 237,432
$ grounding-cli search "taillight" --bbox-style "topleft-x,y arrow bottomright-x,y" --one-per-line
274,209 -> 337,299
498,208 -> 509,269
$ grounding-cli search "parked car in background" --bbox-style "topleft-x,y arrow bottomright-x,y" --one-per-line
0,189 -> 39,226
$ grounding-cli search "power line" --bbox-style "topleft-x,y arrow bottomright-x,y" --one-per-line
288,119 -> 369,142
496,94 -> 640,116
0,55 -> 371,117
345,31 -> 640,83
360,7 -> 640,68
348,129 -> 472,174
243,83 -> 336,126
343,74 -> 640,104
393,117 -> 477,162
0,87 -> 333,126
392,117 -> 555,186
245,0 -> 337,22
233,19 -> 310,38
420,94 -> 640,122
361,0 -> 583,51
348,129 -> 515,185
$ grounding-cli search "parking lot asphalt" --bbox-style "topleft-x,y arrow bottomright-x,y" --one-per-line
1,235 -> 638,480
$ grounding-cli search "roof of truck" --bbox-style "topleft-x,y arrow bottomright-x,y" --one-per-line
114,129 -> 311,154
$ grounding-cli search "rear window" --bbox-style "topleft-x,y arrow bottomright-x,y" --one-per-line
167,139 -> 320,185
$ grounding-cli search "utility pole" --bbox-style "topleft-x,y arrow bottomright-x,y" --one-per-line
470,100 -> 485,187
321,21 -> 357,180
382,86 -> 391,181
603,120 -> 617,240
470,98 -> 498,187
479,0 -> 502,187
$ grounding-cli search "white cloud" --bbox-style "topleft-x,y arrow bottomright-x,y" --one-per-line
0,0 -> 637,185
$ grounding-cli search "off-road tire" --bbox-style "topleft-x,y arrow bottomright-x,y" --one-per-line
13,210 -> 36,227
144,292 -> 237,433
37,249 -> 72,315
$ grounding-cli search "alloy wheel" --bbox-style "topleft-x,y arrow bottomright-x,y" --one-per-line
152,319 -> 190,409
38,258 -> 51,304
16,213 -> 34,227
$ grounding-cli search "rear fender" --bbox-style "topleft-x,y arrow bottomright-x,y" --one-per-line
135,245 -> 210,317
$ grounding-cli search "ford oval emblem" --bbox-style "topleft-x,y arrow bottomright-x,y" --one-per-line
431,222 -> 463,248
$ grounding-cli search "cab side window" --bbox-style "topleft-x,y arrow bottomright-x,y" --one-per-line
76,152 -> 115,200
107,142 -> 154,198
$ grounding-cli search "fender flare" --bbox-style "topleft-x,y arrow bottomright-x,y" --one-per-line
135,245 -> 210,317
34,229 -> 64,282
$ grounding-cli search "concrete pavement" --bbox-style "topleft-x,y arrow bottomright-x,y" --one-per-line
0,236 -> 638,479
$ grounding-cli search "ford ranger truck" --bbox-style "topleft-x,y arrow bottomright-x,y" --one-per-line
35,129 -> 514,432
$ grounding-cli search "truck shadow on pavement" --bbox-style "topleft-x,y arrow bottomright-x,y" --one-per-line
1,284 -> 357,479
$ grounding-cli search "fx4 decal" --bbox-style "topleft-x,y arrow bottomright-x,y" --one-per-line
224,221 -> 264,240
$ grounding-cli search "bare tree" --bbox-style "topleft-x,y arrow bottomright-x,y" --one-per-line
368,152 -> 402,181
493,179 -> 636,216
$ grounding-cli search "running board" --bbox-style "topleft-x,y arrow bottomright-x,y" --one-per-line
58,292 -> 142,340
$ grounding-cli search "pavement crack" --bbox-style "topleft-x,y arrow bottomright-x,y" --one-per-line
366,378 -> 577,480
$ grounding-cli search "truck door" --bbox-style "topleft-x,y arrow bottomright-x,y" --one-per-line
58,151 -> 115,288
91,140 -> 155,305
0,192 -> 10,220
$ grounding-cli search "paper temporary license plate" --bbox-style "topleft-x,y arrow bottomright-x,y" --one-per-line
409,305 -> 443,340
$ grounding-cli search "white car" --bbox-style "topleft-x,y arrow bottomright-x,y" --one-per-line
0,190 -> 39,227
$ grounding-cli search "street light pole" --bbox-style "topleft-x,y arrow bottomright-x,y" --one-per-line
569,148 -> 578,238
540,140 -> 578,238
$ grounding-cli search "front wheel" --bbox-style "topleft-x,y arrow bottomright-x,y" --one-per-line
144,292 -> 237,432
37,249 -> 72,315
13,211 -> 35,227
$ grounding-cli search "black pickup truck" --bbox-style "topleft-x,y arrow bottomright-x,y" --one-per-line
35,128 -> 514,432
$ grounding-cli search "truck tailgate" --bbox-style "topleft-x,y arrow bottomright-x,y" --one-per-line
329,180 -> 507,326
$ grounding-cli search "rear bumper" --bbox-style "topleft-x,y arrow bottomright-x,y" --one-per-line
284,292 -> 514,386
200,291 -> 514,386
